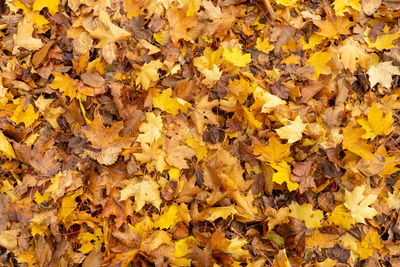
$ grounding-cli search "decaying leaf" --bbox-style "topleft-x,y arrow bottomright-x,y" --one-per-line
2,0 -> 400,265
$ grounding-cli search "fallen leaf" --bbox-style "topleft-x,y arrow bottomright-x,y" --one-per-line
276,116 -> 306,143
344,185 -> 378,224
120,178 -> 162,212
367,61 -> 400,88
223,46 -> 252,67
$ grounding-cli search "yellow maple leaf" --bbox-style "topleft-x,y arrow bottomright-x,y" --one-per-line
344,185 -> 378,224
289,202 -> 324,228
281,54 -> 301,66
172,238 -> 192,266
10,103 -> 39,128
136,60 -> 163,90
338,38 -> 369,73
242,105 -> 262,129
133,142 -> 167,173
226,237 -> 250,260
124,0 -> 143,19
31,12 -> 50,29
252,86 -> 286,113
271,161 -> 299,192
276,115 -> 306,143
223,46 -> 252,67
356,228 -> 383,260
276,0 -> 297,6
13,15 -> 44,51
82,110 -> 133,165
0,131 -> 16,159
306,51 -> 332,80
49,72 -> 78,99
186,137 -> 208,161
342,123 -> 375,160
253,136 -> 291,163
300,34 -> 325,50
314,16 -> 354,39
119,178 -> 162,212
191,96 -> 219,133
357,104 -> 393,139
198,206 -> 237,221
153,88 -> 191,116
364,28 -> 399,51
165,136 -> 196,169
255,37 -> 274,53
193,47 -> 223,70
57,188 -> 83,224
32,0 -> 59,15
167,7 -> 198,45
327,204 -> 356,229
367,61 -> 400,89
198,64 -> 222,86
34,191 -> 50,205
136,112 -> 163,144
129,217 -> 154,239
85,10 -> 131,48
16,247 -> 37,267
306,229 -> 338,249
78,228 -> 103,253
154,204 -> 179,230
332,0 -> 360,16
376,145 -> 400,177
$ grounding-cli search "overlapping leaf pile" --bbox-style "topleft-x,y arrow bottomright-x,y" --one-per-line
0,0 -> 400,266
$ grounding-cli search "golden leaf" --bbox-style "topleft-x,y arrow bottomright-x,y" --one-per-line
120,178 -> 162,212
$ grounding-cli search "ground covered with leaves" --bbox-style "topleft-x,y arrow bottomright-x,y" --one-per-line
1,0 -> 400,266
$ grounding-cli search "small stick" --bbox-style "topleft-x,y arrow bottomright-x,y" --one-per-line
262,0 -> 276,21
